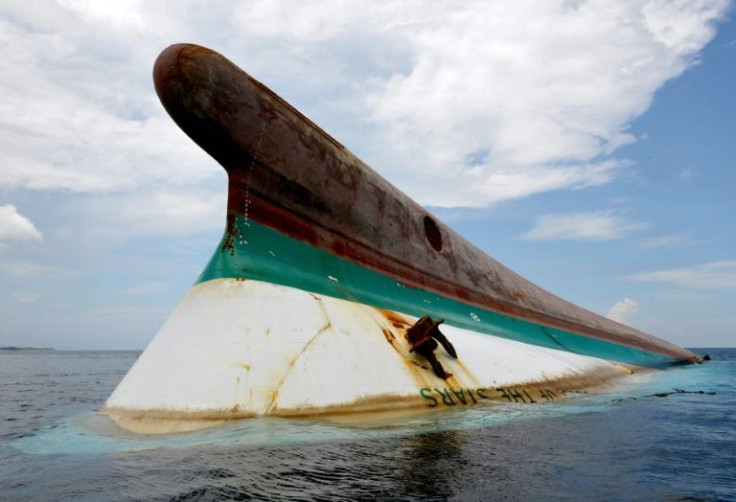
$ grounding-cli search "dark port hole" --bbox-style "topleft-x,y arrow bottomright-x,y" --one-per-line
424,216 -> 443,252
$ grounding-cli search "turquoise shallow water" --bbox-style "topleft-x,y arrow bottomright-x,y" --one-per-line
1,349 -> 734,501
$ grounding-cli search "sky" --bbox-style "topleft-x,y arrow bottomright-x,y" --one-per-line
0,0 -> 734,350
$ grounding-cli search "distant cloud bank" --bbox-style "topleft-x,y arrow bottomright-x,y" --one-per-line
630,261 -> 736,291
521,210 -> 646,241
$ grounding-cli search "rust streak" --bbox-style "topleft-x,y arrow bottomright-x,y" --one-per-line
264,296 -> 332,413
377,308 -> 412,330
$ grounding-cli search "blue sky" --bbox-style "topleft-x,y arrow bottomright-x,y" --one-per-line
0,0 -> 734,349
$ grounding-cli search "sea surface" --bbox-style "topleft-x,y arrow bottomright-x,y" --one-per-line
0,348 -> 734,501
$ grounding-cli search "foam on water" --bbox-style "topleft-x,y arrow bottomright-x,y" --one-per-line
13,360 -> 712,456
2,349 -> 733,501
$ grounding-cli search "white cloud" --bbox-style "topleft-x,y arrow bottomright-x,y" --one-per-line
361,0 -> 730,206
0,205 -> 43,242
638,234 -> 697,248
0,5 -> 218,196
233,0 -> 368,41
0,259 -> 73,278
56,0 -> 147,30
0,0 -> 730,209
122,282 -> 168,296
642,0 -> 728,55
110,188 -> 226,237
629,261 -> 736,290
606,298 -> 639,324
12,292 -> 41,303
521,210 -> 647,241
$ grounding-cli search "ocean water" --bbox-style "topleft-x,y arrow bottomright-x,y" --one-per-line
0,349 -> 734,501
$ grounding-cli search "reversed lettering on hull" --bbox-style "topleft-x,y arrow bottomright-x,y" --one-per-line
419,387 -> 561,407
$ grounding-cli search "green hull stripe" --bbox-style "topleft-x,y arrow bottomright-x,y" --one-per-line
198,215 -> 674,367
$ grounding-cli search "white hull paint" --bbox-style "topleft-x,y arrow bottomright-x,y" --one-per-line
104,278 -> 632,433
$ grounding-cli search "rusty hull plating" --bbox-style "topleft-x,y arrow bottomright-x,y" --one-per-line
153,43 -> 696,364
101,44 -> 701,434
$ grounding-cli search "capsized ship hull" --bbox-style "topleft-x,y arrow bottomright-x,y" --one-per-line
103,44 -> 699,433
